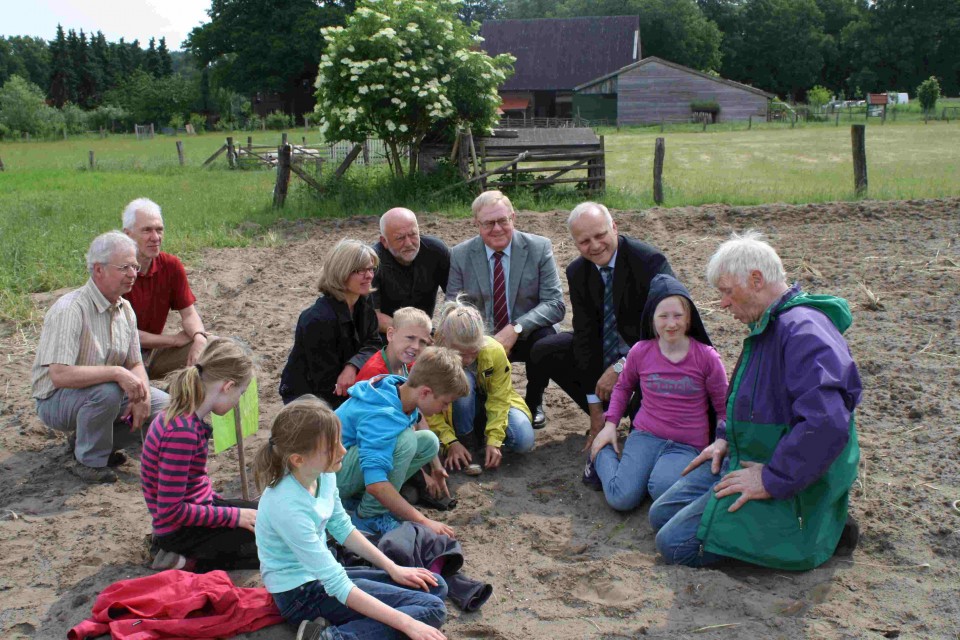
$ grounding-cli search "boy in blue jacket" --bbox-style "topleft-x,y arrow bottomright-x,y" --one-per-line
336,347 -> 469,537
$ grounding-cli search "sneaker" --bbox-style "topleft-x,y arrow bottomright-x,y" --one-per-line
70,463 -> 117,484
150,549 -> 189,571
834,515 -> 860,556
351,511 -> 402,536
581,459 -> 602,492
296,619 -> 333,640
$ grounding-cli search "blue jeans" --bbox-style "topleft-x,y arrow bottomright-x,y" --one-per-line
272,567 -> 448,640
648,458 -> 728,567
594,429 -> 700,512
452,370 -> 535,453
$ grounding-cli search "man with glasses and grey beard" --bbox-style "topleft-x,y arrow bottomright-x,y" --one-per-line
446,190 -> 565,430
32,231 -> 169,483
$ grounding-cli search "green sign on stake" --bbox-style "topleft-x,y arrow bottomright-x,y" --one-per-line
211,377 -> 259,499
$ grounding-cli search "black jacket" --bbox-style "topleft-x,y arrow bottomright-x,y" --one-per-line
567,235 -> 674,394
278,294 -> 380,407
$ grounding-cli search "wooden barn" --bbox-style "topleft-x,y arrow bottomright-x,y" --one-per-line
575,57 -> 774,125
480,16 -> 640,119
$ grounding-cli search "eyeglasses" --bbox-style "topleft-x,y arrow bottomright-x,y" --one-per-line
477,216 -> 513,231
352,266 -> 377,276
107,263 -> 139,274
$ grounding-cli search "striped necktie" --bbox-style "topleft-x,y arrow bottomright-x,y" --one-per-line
600,266 -> 619,368
492,251 -> 509,332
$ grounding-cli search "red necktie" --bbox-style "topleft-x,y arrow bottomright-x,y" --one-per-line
493,251 -> 509,332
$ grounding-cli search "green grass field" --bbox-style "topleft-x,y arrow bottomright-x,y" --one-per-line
1,119 -> 958,323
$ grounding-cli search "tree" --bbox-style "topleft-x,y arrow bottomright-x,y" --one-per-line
916,76 -> 941,113
1,37 -> 51,89
186,0 -> 355,114
806,84 -> 831,111
726,0 -> 826,99
157,37 -> 173,76
458,0 -> 506,24
314,0 -> 514,176
48,25 -> 74,107
0,75 -> 60,136
105,69 -> 197,125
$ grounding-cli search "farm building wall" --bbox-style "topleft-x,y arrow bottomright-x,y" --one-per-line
573,94 -> 618,122
617,60 -> 768,124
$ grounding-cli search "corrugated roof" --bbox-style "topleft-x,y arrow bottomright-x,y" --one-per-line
574,56 -> 776,99
480,16 -> 640,91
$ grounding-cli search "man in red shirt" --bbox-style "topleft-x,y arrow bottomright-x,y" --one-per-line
122,198 -> 210,379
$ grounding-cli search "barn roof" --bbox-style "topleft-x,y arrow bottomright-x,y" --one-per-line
480,16 -> 640,91
575,56 -> 775,99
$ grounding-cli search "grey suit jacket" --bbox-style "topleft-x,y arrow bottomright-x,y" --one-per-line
447,230 -> 565,334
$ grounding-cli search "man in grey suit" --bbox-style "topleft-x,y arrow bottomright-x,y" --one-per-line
447,190 -> 565,428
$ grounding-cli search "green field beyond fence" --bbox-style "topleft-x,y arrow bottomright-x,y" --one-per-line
1,120 -> 958,323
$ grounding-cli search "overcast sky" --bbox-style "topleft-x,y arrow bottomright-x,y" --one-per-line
1,0 -> 211,50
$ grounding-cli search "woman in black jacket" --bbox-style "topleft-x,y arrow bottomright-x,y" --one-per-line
279,239 -> 381,408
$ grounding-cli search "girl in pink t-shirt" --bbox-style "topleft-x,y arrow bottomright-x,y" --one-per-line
588,274 -> 727,512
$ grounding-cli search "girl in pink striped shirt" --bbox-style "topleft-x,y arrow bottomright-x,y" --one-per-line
140,337 -> 257,571
587,274 -> 728,512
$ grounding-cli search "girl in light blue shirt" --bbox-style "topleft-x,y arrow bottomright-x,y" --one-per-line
254,395 -> 448,640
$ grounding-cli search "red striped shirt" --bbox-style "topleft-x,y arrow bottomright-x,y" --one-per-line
140,413 -> 239,536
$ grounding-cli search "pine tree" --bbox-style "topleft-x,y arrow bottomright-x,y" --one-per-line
48,24 -> 73,107
157,37 -> 173,76
145,37 -> 161,76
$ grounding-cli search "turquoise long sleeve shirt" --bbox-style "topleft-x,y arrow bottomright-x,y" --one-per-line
257,472 -> 357,603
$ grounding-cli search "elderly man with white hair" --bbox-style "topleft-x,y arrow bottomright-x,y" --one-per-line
648,230 -> 861,569
32,231 -> 169,483
371,207 -> 450,338
122,197 -> 209,379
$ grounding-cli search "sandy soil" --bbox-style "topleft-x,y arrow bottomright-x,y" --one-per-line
1,198 -> 958,640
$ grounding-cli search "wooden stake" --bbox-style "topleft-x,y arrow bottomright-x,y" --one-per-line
653,137 -> 665,205
274,144 -> 292,208
88,150 -> 95,169
247,136 -> 253,152
334,143 -> 363,178
851,124 -> 867,197
226,136 -> 236,168
233,406 -> 250,501
0,155 -> 5,171
201,145 -> 227,167
281,132 -> 288,147
176,140 -> 184,166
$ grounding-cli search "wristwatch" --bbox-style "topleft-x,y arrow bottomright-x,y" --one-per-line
613,357 -> 627,374
513,322 -> 523,336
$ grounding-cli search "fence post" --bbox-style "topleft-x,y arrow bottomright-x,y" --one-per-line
0,154 -> 5,171
88,150 -> 95,169
281,132 -> 288,147
100,127 -> 105,139
302,136 -> 307,146
274,144 -> 292,208
247,136 -> 253,152
851,125 -> 867,197
362,140 -> 370,165
653,137 -> 665,205
748,115 -> 752,130
150,123 -> 155,138
226,136 -> 236,168
176,140 -> 185,166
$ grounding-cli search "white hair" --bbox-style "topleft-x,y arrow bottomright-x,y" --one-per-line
122,198 -> 162,230
379,207 -> 418,237
567,201 -> 614,231
706,229 -> 786,287
86,231 -> 137,273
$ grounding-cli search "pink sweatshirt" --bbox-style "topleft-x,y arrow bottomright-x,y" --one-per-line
605,338 -> 728,449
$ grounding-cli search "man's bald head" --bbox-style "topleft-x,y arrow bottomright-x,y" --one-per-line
379,207 -> 421,265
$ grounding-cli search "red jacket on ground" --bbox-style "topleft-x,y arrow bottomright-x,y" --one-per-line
67,569 -> 283,640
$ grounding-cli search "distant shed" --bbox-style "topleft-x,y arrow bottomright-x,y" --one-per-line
575,57 -> 774,125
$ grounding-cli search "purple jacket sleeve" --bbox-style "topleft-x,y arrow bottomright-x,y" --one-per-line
761,314 -> 861,500
604,342 -> 645,425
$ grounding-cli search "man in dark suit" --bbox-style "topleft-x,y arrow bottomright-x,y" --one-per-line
447,190 -> 565,428
531,202 -> 674,461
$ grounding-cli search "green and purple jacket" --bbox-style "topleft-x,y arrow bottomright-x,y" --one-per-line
697,285 -> 861,570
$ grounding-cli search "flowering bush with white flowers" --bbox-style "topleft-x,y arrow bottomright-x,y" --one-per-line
314,0 -> 513,176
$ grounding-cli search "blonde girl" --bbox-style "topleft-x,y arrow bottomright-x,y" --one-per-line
140,337 -> 257,571
429,297 -> 534,473
254,396 -> 448,640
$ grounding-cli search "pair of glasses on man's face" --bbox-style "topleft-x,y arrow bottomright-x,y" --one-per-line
477,217 -> 513,231
108,263 -> 139,274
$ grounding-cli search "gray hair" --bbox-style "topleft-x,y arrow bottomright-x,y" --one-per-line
567,201 -> 614,231
471,190 -> 514,218
706,229 -> 786,287
86,231 -> 137,273
122,197 -> 162,230
379,207 -> 418,237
